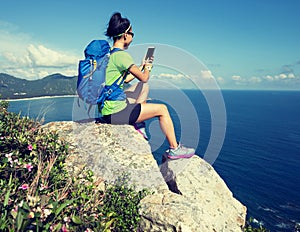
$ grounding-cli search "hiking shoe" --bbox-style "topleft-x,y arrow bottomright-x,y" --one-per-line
166,143 -> 195,160
134,122 -> 149,141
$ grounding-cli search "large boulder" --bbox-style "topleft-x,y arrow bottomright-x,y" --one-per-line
43,121 -> 246,231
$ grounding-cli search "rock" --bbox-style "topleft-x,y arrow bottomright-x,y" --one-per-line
42,121 -> 168,193
42,121 -> 247,231
138,155 -> 247,231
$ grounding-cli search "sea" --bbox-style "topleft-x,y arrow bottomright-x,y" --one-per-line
7,90 -> 300,232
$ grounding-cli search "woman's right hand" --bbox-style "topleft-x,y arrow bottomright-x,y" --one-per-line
144,63 -> 153,72
142,55 -> 154,67
145,55 -> 154,64
143,55 -> 154,72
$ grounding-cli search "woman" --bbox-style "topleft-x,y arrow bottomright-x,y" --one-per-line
101,12 -> 195,159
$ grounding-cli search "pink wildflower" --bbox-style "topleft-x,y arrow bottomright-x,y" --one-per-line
61,224 -> 69,232
12,205 -> 18,213
85,229 -> 94,232
19,184 -> 29,190
27,144 -> 33,151
50,225 -> 55,231
25,163 -> 33,172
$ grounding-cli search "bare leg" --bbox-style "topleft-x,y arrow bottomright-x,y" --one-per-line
125,82 -> 149,104
124,82 -> 149,139
136,103 -> 178,148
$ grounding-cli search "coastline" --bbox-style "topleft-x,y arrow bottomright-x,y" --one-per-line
2,95 -> 78,102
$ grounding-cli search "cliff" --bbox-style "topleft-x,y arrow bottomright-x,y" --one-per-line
43,121 -> 247,231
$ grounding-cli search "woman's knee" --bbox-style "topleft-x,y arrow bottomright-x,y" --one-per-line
158,103 -> 169,115
138,103 -> 168,119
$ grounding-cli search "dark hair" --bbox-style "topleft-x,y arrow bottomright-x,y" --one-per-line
105,12 -> 131,41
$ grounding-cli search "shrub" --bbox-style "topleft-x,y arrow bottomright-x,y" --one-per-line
102,174 -> 149,232
0,100 -> 148,231
243,218 -> 270,232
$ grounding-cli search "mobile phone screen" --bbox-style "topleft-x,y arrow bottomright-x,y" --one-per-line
145,47 -> 155,63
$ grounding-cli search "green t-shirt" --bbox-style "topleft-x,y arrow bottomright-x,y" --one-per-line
101,50 -> 134,116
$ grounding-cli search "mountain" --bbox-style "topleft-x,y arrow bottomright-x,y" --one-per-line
0,73 -> 77,99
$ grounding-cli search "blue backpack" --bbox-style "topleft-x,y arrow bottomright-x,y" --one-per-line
77,40 -> 127,111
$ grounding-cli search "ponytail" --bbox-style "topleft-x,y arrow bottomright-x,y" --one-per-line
105,12 -> 131,41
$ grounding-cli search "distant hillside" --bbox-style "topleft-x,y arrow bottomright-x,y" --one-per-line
0,73 -> 77,99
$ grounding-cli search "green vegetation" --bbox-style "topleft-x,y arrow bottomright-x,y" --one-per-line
102,174 -> 149,232
243,218 -> 270,232
0,99 -> 148,231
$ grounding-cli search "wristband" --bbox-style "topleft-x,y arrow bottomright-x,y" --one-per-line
145,65 -> 152,72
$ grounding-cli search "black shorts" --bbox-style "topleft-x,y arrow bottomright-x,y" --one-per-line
102,103 -> 141,125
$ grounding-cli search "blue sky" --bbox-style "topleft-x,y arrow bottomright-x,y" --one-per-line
0,0 -> 300,90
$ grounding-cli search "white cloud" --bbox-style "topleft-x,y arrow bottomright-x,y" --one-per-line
2,50 -> 32,66
200,70 -> 214,79
216,76 -> 225,84
27,44 -> 78,67
273,73 -> 295,80
249,76 -> 262,83
232,75 -> 242,81
263,73 -> 296,82
158,73 -> 185,79
278,73 -> 287,79
0,21 -> 79,80
263,75 -> 274,81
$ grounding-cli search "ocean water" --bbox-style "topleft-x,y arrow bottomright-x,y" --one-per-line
7,90 -> 300,231
216,91 -> 300,231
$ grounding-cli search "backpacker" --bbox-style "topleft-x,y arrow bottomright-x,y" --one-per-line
77,40 -> 127,111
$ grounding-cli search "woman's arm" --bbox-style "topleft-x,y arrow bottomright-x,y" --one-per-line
127,63 -> 152,83
124,64 -> 144,83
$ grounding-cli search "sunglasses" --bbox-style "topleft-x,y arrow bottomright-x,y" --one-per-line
127,31 -> 134,38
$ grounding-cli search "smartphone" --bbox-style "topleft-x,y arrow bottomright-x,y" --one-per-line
145,47 -> 155,63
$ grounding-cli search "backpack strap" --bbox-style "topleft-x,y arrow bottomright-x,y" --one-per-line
110,47 -> 122,54
96,48 -> 131,110
108,47 -> 130,84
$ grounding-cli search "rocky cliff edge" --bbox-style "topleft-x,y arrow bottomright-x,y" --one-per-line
43,121 -> 247,232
